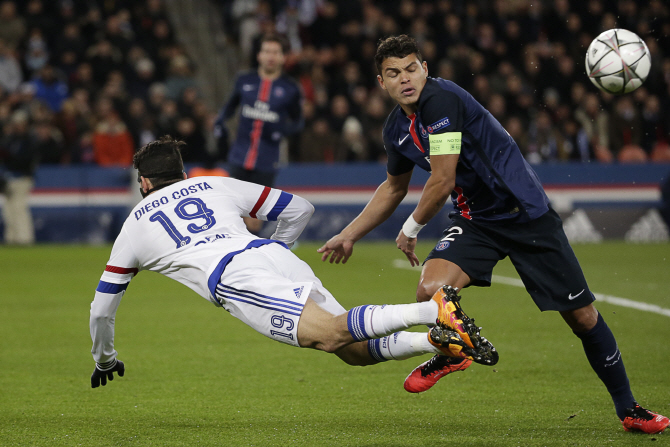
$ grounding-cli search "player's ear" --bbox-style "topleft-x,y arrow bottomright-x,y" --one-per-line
183,172 -> 188,180
140,176 -> 152,192
422,60 -> 428,76
377,74 -> 386,90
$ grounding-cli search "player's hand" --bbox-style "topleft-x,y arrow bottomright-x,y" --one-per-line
91,359 -> 125,388
396,229 -> 420,267
317,234 -> 354,264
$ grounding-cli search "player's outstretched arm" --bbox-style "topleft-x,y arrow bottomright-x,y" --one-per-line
318,171 -> 412,264
395,154 -> 458,265
91,359 -> 125,388
270,193 -> 314,247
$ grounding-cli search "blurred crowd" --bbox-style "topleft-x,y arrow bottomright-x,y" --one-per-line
222,0 -> 670,164
0,0 -> 668,179
0,0 -> 211,180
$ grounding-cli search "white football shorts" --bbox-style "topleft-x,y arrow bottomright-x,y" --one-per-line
213,243 -> 346,346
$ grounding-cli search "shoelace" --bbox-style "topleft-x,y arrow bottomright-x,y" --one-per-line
420,356 -> 458,377
626,406 -> 654,421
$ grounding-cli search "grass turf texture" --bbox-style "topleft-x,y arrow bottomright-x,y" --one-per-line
0,242 -> 668,446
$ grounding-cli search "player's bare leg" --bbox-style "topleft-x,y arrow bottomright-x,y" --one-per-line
296,298 -> 354,353
559,303 -> 598,332
416,258 -> 471,302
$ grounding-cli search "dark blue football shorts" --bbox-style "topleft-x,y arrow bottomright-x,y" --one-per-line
228,164 -> 277,188
424,208 -> 595,312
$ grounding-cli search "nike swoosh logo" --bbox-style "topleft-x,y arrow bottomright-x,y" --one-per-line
399,134 -> 410,145
606,349 -> 619,361
568,289 -> 585,300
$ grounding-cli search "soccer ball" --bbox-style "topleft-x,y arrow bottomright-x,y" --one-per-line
585,29 -> 651,95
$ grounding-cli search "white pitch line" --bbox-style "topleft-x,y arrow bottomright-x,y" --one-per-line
392,259 -> 670,318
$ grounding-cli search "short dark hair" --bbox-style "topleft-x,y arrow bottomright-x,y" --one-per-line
259,33 -> 289,54
133,135 -> 185,187
374,35 -> 423,76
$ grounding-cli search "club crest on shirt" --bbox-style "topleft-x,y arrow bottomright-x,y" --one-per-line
419,123 -> 427,138
427,117 -> 450,133
274,86 -> 284,97
436,240 -> 450,251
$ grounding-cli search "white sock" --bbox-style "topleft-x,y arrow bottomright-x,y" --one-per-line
367,331 -> 437,361
347,301 -> 438,341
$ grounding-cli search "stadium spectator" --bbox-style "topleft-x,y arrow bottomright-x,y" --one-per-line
299,117 -> 340,163
575,93 -> 612,162
164,54 -> 196,101
32,119 -> 64,165
54,22 -> 87,64
23,28 -> 49,74
92,98 -> 134,167
0,1 -> 25,51
609,96 -> 646,162
85,39 -> 123,87
0,109 -> 37,245
54,98 -> 89,164
174,116 -> 207,164
128,57 -> 156,100
640,95 -> 668,156
31,64 -> 68,112
0,37 -> 21,93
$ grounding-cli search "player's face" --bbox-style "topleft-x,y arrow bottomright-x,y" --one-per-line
257,41 -> 285,76
377,54 -> 428,114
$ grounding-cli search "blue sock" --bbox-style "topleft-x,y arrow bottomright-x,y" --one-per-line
574,312 -> 635,420
347,305 -> 376,341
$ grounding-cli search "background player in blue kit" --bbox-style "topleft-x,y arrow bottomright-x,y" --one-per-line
318,35 -> 668,434
214,33 -> 303,233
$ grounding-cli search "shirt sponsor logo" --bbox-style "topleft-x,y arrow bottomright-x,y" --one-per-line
427,117 -> 450,134
242,101 -> 280,122
242,84 -> 255,91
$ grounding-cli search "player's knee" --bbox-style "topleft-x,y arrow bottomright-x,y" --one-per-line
416,279 -> 443,302
562,304 -> 599,333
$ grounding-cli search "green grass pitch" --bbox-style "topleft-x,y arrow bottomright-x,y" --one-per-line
0,242 -> 668,446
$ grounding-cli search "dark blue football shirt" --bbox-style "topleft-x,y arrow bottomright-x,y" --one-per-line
382,77 -> 549,223
216,71 -> 303,173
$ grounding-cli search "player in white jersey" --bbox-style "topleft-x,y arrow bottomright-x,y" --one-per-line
90,136 -> 497,388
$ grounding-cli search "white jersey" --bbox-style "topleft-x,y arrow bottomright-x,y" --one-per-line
90,176 -> 314,364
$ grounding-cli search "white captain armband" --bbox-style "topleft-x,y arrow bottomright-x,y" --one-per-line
429,132 -> 462,155
402,214 -> 426,239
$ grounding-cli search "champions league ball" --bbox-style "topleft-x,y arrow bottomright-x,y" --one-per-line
585,29 -> 651,95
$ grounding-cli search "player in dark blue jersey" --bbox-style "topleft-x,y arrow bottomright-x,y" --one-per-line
215,33 -> 303,233
318,35 -> 668,434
